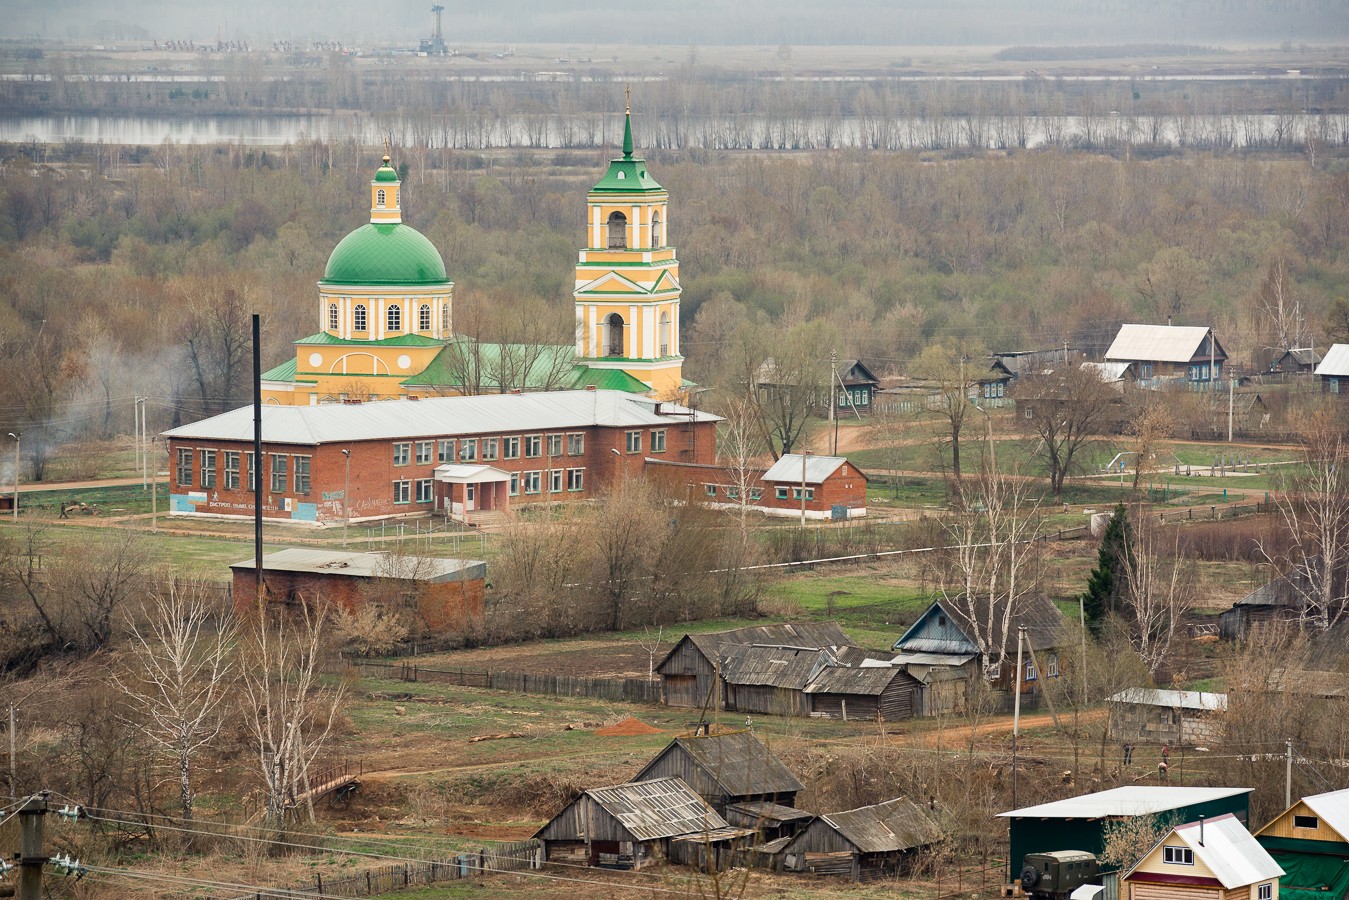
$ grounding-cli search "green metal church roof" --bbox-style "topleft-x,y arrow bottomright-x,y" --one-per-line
261,358 -> 298,382
295,331 -> 443,347
322,223 -> 449,286
590,110 -> 664,194
568,365 -> 650,392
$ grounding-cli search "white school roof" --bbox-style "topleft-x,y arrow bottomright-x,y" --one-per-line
162,390 -> 719,446
998,786 -> 1252,820
1315,344 -> 1349,377
1105,324 -> 1215,363
761,454 -> 852,485
1129,814 -> 1282,889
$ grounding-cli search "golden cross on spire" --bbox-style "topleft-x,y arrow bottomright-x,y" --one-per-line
383,136 -> 391,162
625,83 -> 631,115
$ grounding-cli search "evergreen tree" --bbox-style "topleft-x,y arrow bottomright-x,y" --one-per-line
1082,502 -> 1132,631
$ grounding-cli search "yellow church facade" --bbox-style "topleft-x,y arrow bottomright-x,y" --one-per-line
261,108 -> 685,405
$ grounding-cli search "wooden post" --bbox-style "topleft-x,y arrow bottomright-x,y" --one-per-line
17,793 -> 48,900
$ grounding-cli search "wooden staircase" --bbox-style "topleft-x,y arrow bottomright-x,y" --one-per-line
462,509 -> 510,530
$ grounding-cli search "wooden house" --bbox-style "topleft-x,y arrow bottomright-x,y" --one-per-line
718,644 -> 834,717
1108,688 -> 1227,746
1104,323 -> 1228,388
1124,814 -> 1282,900
1314,345 -> 1349,398
533,776 -> 751,870
1272,348 -> 1322,375
973,358 -> 1016,402
804,665 -> 923,722
657,623 -> 850,709
892,597 -> 1065,694
631,730 -> 805,815
779,796 -> 946,881
1255,788 -> 1349,900
832,359 -> 881,416
1218,574 -> 1307,641
887,650 -> 975,715
724,801 -> 813,842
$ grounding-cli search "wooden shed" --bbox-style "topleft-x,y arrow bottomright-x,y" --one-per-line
631,730 -> 805,814
720,644 -> 834,717
656,623 -> 850,709
533,777 -> 750,871
1256,788 -> 1349,900
780,796 -> 946,881
1108,688 -> 1227,746
804,665 -> 923,722
724,801 -> 814,842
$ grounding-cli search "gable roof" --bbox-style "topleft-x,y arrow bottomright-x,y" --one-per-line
720,644 -> 835,690
1262,788 -> 1349,843
809,797 -> 945,854
1315,344 -> 1349,377
634,731 -> 805,797
1108,688 -> 1227,713
577,777 -> 729,841
894,596 -> 1065,658
999,786 -> 1253,820
762,454 -> 864,485
838,359 -> 881,386
658,622 -> 851,672
805,665 -> 919,696
1082,361 -> 1135,383
1276,348 -> 1323,368
1128,814 -> 1281,889
1105,324 -> 1225,364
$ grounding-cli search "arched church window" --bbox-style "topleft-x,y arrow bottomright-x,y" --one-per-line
329,303 -> 339,330
441,303 -> 450,332
605,313 -> 625,357
651,212 -> 662,248
353,304 -> 367,331
659,311 -> 671,357
607,211 -> 627,249
376,189 -> 386,208
387,304 -> 402,331
418,304 -> 431,331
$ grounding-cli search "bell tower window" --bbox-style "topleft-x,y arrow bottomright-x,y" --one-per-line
387,305 -> 402,331
353,304 -> 367,331
328,303 -> 339,331
607,212 -> 627,249
418,304 -> 431,331
441,303 -> 450,332
605,313 -> 625,357
651,212 -> 662,248
376,189 -> 387,208
659,311 -> 671,357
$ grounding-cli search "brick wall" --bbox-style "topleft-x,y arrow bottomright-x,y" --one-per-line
231,568 -> 485,634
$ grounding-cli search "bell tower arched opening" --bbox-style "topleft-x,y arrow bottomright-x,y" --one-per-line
605,313 -> 625,357
650,212 -> 662,248
607,212 -> 628,249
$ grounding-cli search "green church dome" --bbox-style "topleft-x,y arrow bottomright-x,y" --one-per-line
322,223 -> 449,286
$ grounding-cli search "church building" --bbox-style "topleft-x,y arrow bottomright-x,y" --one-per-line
261,104 -> 686,404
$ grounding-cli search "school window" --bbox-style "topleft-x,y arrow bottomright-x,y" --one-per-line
705,484 -> 717,497
246,452 -> 256,491
416,441 -> 433,465
293,456 -> 311,495
547,434 -> 563,457
415,479 -> 433,503
176,448 -> 193,486
523,471 -> 541,494
1258,884 -> 1273,900
508,473 -> 520,496
438,439 -> 456,463
549,469 -> 564,493
1025,659 -> 1037,682
1294,815 -> 1319,829
650,429 -> 667,453
1047,654 -> 1059,677
270,454 -> 288,493
727,486 -> 740,499
1163,846 -> 1193,866
393,480 -> 411,504
200,450 -> 216,488
501,436 -> 519,459
775,486 -> 789,500
749,488 -> 763,501
387,304 -> 401,332
626,431 -> 642,453
223,452 -> 240,490
459,439 -> 477,461
792,487 -> 815,501
567,468 -> 584,491
482,438 -> 499,461
393,443 -> 411,466
524,435 -> 542,458
567,433 -> 584,455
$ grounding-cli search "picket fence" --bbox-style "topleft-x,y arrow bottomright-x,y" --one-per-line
347,659 -> 663,704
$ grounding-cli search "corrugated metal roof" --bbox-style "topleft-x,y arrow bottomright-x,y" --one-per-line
585,777 -> 729,841
720,644 -> 833,689
1133,814 -> 1282,889
761,454 -> 850,485
162,390 -> 719,445
229,548 -> 483,581
1302,788 -> 1349,841
998,786 -> 1252,820
891,651 -> 978,667
816,797 -> 946,853
1108,689 -> 1228,712
805,665 -> 912,696
1082,361 -> 1134,382
660,731 -> 805,797
1105,324 -> 1218,364
1315,344 -> 1349,377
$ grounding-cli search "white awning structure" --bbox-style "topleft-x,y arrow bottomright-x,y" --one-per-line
433,464 -> 511,483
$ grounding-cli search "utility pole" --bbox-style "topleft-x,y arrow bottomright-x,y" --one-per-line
1012,625 -> 1026,809
1286,739 -> 1293,808
1227,377 -> 1235,442
8,432 -> 18,522
17,792 -> 49,900
800,451 -> 809,527
342,449 -> 351,548
829,348 -> 838,456
7,703 -> 15,802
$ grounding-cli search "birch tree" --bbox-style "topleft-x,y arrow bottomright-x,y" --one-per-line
1119,523 -> 1193,677
115,580 -> 234,823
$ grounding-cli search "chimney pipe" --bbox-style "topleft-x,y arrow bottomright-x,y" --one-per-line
1167,315 -> 1173,327
1199,817 -> 1204,846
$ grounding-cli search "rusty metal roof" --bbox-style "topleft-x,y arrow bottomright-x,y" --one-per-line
585,777 -> 730,842
812,797 -> 946,853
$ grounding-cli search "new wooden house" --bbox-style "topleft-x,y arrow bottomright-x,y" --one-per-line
631,730 -> 804,815
657,623 -> 850,709
779,796 -> 947,881
1255,788 -> 1349,900
533,777 -> 751,870
1314,345 -> 1349,398
1124,814 -> 1282,900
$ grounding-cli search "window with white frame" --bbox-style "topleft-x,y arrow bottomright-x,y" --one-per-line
1047,654 -> 1059,677
459,439 -> 477,461
567,433 -> 584,455
270,454 -> 288,493
1163,846 -> 1193,865
503,436 -> 520,459
441,303 -> 449,331
376,188 -> 386,208
509,473 -> 520,496
482,438 -> 499,461
415,479 -> 433,503
246,452 -> 256,491
775,486 -> 789,500
524,435 -> 542,458
418,304 -> 430,331
650,429 -> 667,452
224,451 -> 240,490
547,434 -> 563,457
328,303 -> 338,330
1025,659 -> 1037,681
626,430 -> 642,453
393,480 -> 411,504
416,441 -> 433,465
387,304 -> 401,331
393,443 -> 411,466
567,468 -> 584,491
705,484 -> 717,497
293,456 -> 311,495
792,487 -> 815,501
749,488 -> 763,501
438,439 -> 455,463
200,450 -> 216,488
353,304 -> 367,331
1258,884 -> 1272,900
549,469 -> 563,493
176,448 -> 193,486
522,471 -> 541,494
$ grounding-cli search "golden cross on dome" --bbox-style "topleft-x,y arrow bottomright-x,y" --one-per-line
383,136 -> 391,162
625,83 -> 631,115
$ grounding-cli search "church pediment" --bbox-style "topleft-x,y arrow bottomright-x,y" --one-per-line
575,271 -> 650,296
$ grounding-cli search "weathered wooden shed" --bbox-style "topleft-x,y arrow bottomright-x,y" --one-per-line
780,796 -> 946,881
720,644 -> 834,717
804,665 -> 923,722
631,730 -> 805,814
889,651 -> 976,715
656,623 -> 850,709
533,776 -> 749,871
1108,688 -> 1227,746
1219,574 -> 1308,641
724,801 -> 814,842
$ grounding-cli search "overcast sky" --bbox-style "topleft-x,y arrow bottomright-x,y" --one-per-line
3,0 -> 1346,48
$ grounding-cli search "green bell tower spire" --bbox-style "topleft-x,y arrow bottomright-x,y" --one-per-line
622,84 -> 634,158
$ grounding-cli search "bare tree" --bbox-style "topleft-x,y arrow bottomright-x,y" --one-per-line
1124,395 -> 1174,494
239,604 -> 345,827
1260,407 -> 1349,631
115,580 -> 235,822
1118,521 -> 1193,677
913,342 -> 984,499
1015,367 -> 1119,502
1256,256 -> 1306,366
715,396 -> 764,529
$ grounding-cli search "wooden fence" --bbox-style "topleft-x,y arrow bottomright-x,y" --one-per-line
347,659 -> 663,705
228,840 -> 544,899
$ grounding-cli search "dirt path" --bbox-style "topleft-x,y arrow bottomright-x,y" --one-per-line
15,475 -> 147,492
899,708 -> 1107,748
